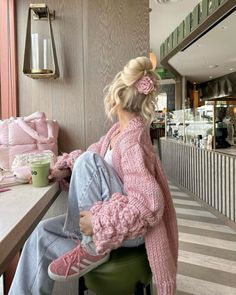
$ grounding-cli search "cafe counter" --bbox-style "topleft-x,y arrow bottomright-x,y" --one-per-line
160,138 -> 236,223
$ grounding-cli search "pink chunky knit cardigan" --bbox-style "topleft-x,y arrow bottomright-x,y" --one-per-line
55,117 -> 178,295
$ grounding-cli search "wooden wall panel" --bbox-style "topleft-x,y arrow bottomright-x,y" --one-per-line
16,0 -> 85,153
83,0 -> 149,146
16,0 -> 149,151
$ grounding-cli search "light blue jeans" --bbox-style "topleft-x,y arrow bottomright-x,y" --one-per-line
8,151 -> 144,295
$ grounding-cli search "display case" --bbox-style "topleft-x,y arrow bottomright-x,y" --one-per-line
185,105 -> 214,149
214,101 -> 236,149
165,100 -> 236,151
150,111 -> 165,144
166,109 -> 185,142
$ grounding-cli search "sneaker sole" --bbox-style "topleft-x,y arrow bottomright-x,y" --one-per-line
48,253 -> 110,282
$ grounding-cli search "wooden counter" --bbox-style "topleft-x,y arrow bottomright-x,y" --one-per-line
0,182 -> 60,275
215,147 -> 236,157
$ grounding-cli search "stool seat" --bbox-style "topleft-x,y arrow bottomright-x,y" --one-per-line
83,244 -> 151,295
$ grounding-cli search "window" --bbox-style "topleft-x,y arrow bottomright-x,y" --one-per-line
0,0 -> 17,119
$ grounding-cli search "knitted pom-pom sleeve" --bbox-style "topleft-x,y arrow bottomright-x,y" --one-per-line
53,150 -> 83,170
91,141 -> 165,254
53,135 -> 106,171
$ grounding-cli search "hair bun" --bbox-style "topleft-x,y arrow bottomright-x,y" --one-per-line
121,56 -> 153,86
104,56 -> 159,124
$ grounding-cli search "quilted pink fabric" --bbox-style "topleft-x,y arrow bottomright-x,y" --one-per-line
0,114 -> 58,170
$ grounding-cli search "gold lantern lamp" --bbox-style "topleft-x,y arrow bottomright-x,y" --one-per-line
23,3 -> 59,79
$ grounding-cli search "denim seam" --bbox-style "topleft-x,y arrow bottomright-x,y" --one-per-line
30,236 -> 63,294
80,169 -> 99,205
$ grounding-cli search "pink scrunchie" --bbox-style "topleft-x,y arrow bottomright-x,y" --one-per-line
135,75 -> 154,95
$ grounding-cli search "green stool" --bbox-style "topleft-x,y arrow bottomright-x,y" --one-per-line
79,244 -> 152,295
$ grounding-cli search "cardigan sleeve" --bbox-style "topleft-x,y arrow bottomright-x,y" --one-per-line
53,150 -> 83,170
90,141 -> 165,254
87,135 -> 105,154
53,135 -> 105,170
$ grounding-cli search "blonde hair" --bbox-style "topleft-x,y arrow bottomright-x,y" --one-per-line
104,56 -> 159,124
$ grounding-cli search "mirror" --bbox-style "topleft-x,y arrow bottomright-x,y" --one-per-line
168,9 -> 236,84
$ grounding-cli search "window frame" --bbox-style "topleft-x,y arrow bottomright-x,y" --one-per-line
0,0 -> 17,119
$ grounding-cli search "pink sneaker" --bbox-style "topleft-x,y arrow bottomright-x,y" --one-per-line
48,245 -> 109,281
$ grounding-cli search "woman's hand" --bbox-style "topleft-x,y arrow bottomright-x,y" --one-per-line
48,168 -> 71,181
80,211 -> 93,236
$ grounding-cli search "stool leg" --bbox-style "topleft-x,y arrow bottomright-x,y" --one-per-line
78,277 -> 87,295
134,282 -> 145,295
146,283 -> 151,295
134,282 -> 151,295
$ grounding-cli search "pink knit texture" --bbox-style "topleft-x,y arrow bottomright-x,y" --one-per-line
54,117 -> 178,294
54,135 -> 106,171
53,150 -> 83,170
89,117 -> 178,295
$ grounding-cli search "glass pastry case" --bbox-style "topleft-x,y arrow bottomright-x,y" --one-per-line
166,109 -> 185,142
165,100 -> 236,151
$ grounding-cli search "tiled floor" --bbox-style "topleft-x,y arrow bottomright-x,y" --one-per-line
169,181 -> 236,295
1,181 -> 236,295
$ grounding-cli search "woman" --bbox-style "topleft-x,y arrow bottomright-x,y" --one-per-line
9,56 -> 178,295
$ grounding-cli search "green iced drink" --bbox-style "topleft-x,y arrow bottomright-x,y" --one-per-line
31,160 -> 50,187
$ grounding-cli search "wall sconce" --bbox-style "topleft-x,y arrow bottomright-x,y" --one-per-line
23,3 -> 59,79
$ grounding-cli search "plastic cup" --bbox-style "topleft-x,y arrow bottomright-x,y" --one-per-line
30,159 -> 50,187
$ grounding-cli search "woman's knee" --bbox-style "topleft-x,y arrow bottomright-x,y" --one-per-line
35,215 -> 65,236
74,151 -> 102,170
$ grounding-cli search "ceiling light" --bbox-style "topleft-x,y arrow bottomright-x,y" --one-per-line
155,0 -> 182,4
155,0 -> 168,3
209,65 -> 218,68
229,68 -> 234,71
209,76 -> 213,79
